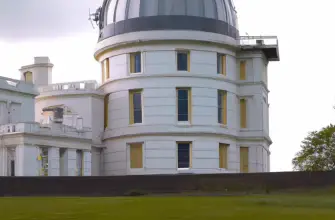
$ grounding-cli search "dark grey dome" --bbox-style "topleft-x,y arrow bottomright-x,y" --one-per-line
98,0 -> 239,41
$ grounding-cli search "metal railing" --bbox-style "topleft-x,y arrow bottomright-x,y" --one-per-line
238,36 -> 278,47
38,80 -> 99,93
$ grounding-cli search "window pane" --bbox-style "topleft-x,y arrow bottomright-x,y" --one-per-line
218,91 -> 222,107
217,55 -> 222,74
133,93 -> 142,109
178,114 -> 188,121
177,53 -> 188,71
218,108 -> 222,123
178,143 -> 190,168
178,89 -> 188,99
134,54 -> 141,73
134,110 -> 142,123
178,100 -> 188,114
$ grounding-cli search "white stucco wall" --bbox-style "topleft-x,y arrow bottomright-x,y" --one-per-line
99,42 -> 271,175
0,90 -> 35,124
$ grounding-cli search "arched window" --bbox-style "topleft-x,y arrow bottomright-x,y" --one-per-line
24,71 -> 33,83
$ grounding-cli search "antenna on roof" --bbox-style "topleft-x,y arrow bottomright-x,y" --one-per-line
88,7 -> 101,29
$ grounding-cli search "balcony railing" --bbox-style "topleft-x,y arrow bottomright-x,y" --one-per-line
238,36 -> 279,47
0,122 -> 92,139
38,80 -> 99,93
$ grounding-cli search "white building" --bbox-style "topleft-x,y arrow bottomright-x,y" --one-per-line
0,0 -> 279,176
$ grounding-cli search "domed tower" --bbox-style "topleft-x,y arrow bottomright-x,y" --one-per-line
94,0 -> 280,175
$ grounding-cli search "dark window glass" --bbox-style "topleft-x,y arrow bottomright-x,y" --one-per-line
177,52 -> 188,71
177,89 -> 189,121
134,53 -> 141,73
178,143 -> 190,168
217,55 -> 222,74
218,90 -> 223,123
133,92 -> 142,123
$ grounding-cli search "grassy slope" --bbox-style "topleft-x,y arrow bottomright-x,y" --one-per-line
1,193 -> 335,219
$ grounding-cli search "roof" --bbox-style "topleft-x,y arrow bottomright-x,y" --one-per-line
97,0 -> 239,41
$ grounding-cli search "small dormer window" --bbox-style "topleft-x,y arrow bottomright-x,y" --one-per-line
24,71 -> 33,83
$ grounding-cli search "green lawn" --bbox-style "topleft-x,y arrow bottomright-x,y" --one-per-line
1,193 -> 335,219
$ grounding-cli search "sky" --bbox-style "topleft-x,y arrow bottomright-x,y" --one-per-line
0,0 -> 334,172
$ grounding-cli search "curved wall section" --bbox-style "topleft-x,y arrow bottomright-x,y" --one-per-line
99,42 -> 271,175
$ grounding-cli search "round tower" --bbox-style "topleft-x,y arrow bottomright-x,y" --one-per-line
94,0 -> 275,175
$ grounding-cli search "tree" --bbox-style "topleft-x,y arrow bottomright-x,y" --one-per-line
292,124 -> 335,171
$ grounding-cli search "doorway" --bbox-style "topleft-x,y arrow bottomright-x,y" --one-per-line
6,147 -> 16,176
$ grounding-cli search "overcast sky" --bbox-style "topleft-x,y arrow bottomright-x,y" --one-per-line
1,0 -> 335,172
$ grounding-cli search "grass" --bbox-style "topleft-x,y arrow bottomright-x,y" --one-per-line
1,191 -> 335,219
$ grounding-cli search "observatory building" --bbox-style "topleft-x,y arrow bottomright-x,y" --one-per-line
0,0 -> 279,176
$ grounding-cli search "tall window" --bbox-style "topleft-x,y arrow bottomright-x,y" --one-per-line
104,94 -> 109,129
177,51 -> 190,71
130,143 -> 143,169
240,99 -> 247,128
240,61 -> 246,80
129,90 -> 143,124
217,54 -> 227,75
177,142 -> 192,169
101,58 -> 110,83
240,147 -> 249,173
177,88 -> 191,122
218,90 -> 227,125
130,52 -> 141,73
219,144 -> 229,169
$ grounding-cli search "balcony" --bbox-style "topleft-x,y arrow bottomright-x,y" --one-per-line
0,122 -> 92,140
38,80 -> 99,93
238,36 -> 280,61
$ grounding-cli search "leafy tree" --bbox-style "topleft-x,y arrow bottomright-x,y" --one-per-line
292,124 -> 335,171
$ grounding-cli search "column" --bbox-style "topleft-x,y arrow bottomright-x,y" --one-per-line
48,147 -> 60,176
16,145 -> 39,176
67,149 -> 77,176
83,151 -> 92,176
0,147 -> 6,176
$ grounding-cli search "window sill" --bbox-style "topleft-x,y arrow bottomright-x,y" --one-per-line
129,123 -> 143,127
176,121 -> 191,127
177,70 -> 190,72
177,168 -> 193,173
219,123 -> 228,128
129,72 -> 143,75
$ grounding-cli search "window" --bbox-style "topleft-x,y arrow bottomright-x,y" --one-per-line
177,142 -> 192,169
24,71 -> 33,83
130,52 -> 141,73
219,144 -> 229,169
177,88 -> 191,122
129,90 -> 143,124
130,143 -> 143,169
218,90 -> 227,125
101,58 -> 110,83
240,99 -> 247,128
217,54 -> 226,75
104,94 -> 109,129
240,147 -> 249,173
177,51 -> 190,71
240,61 -> 246,80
